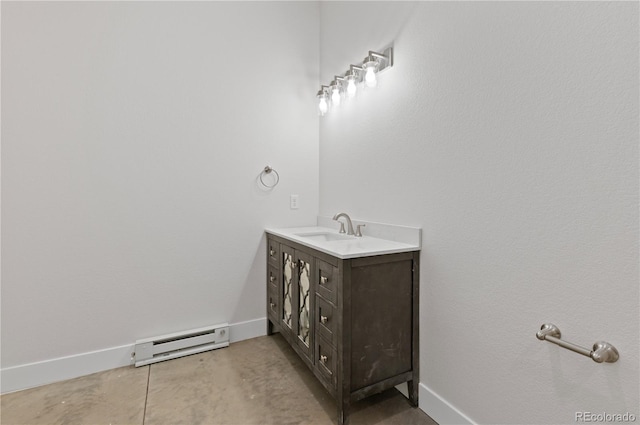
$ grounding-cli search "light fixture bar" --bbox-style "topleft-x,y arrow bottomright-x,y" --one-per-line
316,84 -> 330,95
316,45 -> 393,116
366,47 -> 394,72
369,47 -> 393,72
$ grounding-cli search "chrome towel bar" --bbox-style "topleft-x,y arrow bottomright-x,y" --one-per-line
536,323 -> 619,363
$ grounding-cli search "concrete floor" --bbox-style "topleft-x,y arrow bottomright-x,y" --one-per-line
1,334 -> 438,425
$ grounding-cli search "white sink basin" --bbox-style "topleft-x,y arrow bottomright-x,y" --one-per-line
294,232 -> 356,242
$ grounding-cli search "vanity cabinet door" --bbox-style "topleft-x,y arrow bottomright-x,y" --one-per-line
294,250 -> 315,362
316,296 -> 337,347
267,285 -> 279,322
317,260 -> 338,305
281,244 -> 296,341
280,243 -> 315,360
268,240 -> 280,267
315,334 -> 337,389
267,265 -> 279,293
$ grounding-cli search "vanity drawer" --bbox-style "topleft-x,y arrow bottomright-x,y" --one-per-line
315,335 -> 337,389
267,239 -> 280,267
267,265 -> 279,292
316,296 -> 337,347
267,285 -> 279,321
316,260 -> 338,305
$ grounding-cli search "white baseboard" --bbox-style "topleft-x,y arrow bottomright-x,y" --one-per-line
1,318 -> 267,394
0,344 -> 135,395
228,317 -> 267,343
419,383 -> 476,425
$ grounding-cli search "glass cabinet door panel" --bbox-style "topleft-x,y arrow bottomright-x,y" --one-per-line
282,252 -> 293,329
298,259 -> 311,346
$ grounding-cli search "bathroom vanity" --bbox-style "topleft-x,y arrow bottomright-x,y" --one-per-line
265,221 -> 420,425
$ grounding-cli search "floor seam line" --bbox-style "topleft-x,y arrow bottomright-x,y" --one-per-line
142,365 -> 151,425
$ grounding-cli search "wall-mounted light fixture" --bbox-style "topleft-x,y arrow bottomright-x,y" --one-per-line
316,46 -> 393,116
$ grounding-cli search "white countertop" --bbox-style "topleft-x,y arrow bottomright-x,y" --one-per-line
265,225 -> 420,259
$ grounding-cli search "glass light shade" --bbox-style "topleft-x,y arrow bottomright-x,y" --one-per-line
318,94 -> 328,116
363,57 -> 379,88
331,86 -> 341,106
346,79 -> 357,98
364,66 -> 377,88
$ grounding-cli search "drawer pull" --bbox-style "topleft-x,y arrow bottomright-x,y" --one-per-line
320,355 -> 327,364
270,275 -> 276,282
269,249 -> 275,256
320,315 -> 328,324
270,302 -> 276,308
320,276 -> 329,285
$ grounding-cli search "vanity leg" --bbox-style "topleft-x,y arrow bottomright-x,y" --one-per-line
267,319 -> 275,336
338,401 -> 350,425
408,378 -> 419,407
408,252 -> 420,408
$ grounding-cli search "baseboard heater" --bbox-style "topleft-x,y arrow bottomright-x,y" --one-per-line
133,323 -> 229,367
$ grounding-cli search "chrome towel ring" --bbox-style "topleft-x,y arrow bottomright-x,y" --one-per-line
260,166 -> 280,189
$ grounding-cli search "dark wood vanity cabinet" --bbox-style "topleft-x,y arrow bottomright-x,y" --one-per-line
266,234 -> 419,425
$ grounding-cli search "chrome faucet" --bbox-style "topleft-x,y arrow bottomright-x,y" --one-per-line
333,212 -> 355,235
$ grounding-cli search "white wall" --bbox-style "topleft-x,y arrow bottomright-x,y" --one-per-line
1,1 -> 319,389
320,2 -> 638,424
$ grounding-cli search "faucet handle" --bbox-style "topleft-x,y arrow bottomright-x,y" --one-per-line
355,224 -> 366,237
338,222 -> 346,234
